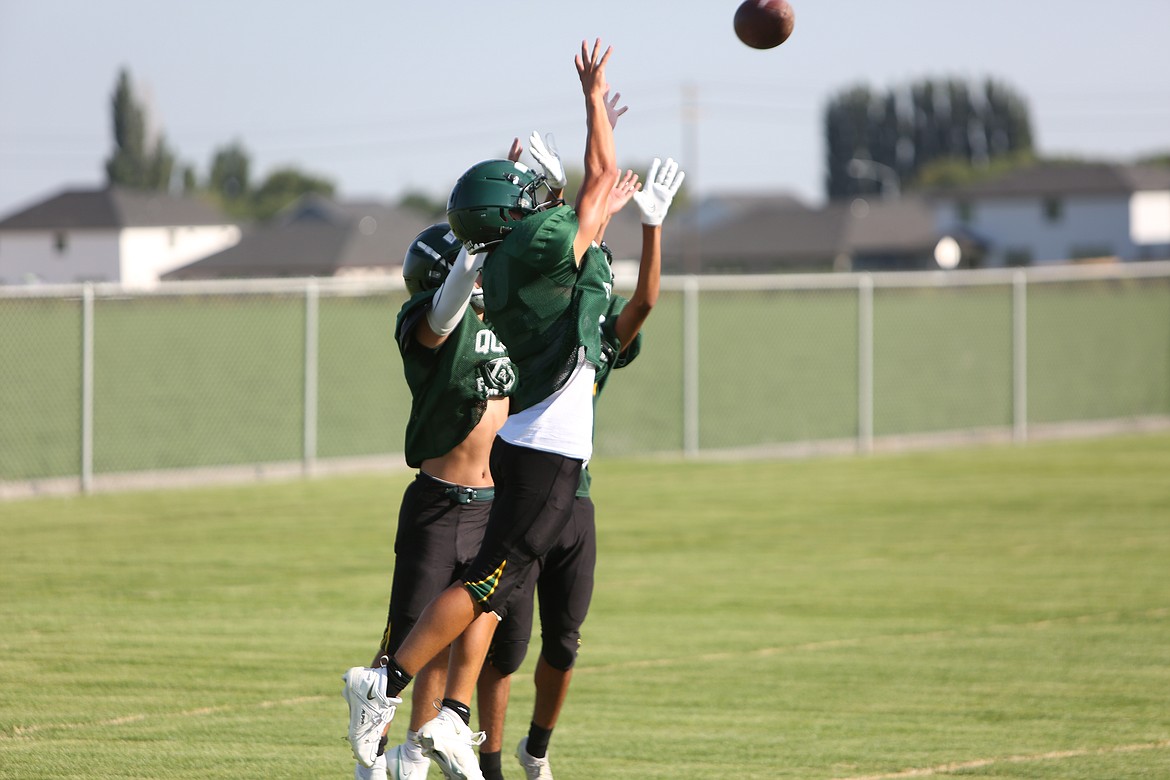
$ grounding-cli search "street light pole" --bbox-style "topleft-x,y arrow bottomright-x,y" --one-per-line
847,158 -> 900,199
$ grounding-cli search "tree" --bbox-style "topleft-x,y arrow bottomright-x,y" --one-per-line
207,142 -> 253,217
398,190 -> 446,217
824,77 -> 1034,200
104,69 -> 177,191
250,168 -> 335,221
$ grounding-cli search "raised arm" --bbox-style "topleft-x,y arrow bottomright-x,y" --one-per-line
615,157 -> 685,349
414,247 -> 483,349
595,168 -> 640,245
572,39 -> 618,265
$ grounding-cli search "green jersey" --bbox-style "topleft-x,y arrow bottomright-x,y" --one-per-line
395,290 -> 517,468
481,205 -> 612,412
577,293 -> 643,499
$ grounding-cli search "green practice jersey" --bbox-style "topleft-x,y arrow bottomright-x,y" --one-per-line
481,205 -> 612,412
577,293 -> 643,499
395,290 -> 517,468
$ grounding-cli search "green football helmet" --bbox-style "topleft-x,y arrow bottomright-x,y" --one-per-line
402,223 -> 462,295
446,159 -> 555,247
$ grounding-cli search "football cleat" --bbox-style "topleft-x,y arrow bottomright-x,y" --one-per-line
386,740 -> 432,780
354,751 -> 388,780
515,737 -> 554,780
342,666 -> 401,768
417,707 -> 487,780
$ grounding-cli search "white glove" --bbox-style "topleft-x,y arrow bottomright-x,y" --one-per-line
528,131 -> 567,190
632,157 -> 685,226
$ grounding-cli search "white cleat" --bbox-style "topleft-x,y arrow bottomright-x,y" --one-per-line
354,751 -> 388,780
386,740 -> 432,780
417,707 -> 486,780
516,737 -> 554,780
342,666 -> 401,769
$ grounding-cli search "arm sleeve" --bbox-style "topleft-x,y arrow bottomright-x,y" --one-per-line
425,248 -> 482,338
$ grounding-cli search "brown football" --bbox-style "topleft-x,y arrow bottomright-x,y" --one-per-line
734,0 -> 795,49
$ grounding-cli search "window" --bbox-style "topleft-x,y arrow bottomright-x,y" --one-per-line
1043,197 -> 1063,223
54,231 -> 68,255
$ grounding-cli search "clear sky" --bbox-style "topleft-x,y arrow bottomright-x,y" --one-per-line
2,0 -> 1168,218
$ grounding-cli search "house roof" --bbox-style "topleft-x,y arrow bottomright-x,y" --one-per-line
662,195 -> 937,271
164,197 -> 437,280
939,163 -> 1170,199
0,186 -> 233,230
845,198 -> 938,252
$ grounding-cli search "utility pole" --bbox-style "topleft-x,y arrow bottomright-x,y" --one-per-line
681,82 -> 701,274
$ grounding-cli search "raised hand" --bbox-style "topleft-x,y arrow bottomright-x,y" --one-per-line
507,137 -> 523,163
632,158 -> 686,226
575,38 -> 612,100
606,169 -> 641,217
604,90 -> 628,128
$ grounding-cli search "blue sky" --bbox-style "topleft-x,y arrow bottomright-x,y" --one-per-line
1,0 -> 1168,217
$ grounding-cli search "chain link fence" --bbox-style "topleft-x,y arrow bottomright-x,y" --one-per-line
3,262 -> 1169,496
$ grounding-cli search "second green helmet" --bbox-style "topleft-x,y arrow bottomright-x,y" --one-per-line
402,223 -> 462,295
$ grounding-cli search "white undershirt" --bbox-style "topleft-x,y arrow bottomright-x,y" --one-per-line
498,354 -> 595,461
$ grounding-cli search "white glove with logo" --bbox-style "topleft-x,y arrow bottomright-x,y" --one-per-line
632,157 -> 685,226
528,131 -> 568,191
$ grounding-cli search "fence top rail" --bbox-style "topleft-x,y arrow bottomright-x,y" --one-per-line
0,275 -> 409,299
654,259 -> 1170,293
3,260 -> 1170,300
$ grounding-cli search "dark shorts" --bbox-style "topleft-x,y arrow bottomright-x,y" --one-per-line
487,495 -> 597,674
379,472 -> 492,656
462,438 -> 582,619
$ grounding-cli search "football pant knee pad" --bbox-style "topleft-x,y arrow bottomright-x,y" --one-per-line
487,638 -> 529,677
541,631 -> 580,671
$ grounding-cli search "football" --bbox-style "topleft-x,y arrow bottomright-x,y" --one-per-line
734,0 -> 795,49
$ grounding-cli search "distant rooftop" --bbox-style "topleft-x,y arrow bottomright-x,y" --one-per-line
0,186 -> 233,230
937,163 -> 1170,199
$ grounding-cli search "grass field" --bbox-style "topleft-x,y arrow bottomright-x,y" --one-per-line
3,277 -> 1168,480
2,434 -> 1169,778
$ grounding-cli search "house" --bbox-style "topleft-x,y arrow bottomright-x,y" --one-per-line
0,187 -> 240,287
661,194 -> 939,273
931,163 -> 1170,267
164,195 -> 438,280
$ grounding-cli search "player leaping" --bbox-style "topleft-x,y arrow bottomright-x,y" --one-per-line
343,38 -> 619,780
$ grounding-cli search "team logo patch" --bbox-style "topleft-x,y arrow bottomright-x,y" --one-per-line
478,357 -> 517,398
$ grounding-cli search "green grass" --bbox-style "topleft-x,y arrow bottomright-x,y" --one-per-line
3,278 -> 1169,480
3,435 -> 1169,778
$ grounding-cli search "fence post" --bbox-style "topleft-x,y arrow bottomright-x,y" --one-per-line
304,278 -> 319,474
858,273 -> 874,454
1013,270 -> 1028,444
683,275 -> 700,457
81,283 -> 94,494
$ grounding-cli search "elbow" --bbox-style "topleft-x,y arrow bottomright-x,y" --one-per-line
628,298 -> 655,320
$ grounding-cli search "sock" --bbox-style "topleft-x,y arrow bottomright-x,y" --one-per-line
441,698 -> 472,726
384,657 -> 412,697
526,722 -> 554,759
479,750 -> 504,780
403,730 -> 425,762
